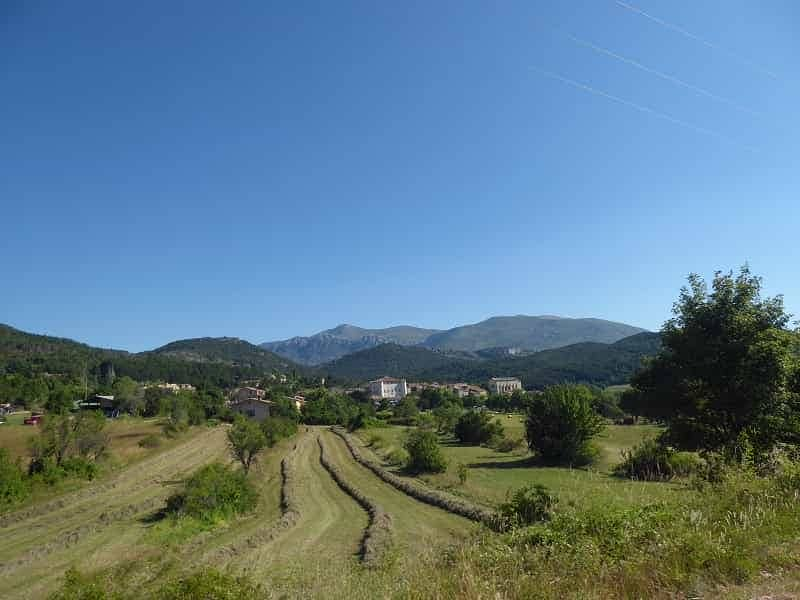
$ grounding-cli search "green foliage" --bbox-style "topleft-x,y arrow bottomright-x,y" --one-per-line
627,266 -> 800,461
156,569 -> 263,600
432,401 -> 463,434
614,437 -> 702,481
48,567 -> 118,600
269,395 -> 301,422
454,410 -> 504,445
260,416 -> 297,447
404,428 -> 448,473
0,448 -> 30,509
457,462 -> 469,485
386,447 -> 409,466
301,388 -> 360,425
227,417 -> 267,474
393,396 -> 419,419
525,384 -> 605,465
165,463 -> 257,523
489,434 -> 525,453
498,484 -> 557,527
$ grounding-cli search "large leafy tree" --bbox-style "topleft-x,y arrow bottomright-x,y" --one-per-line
624,267 -> 800,459
525,384 -> 605,465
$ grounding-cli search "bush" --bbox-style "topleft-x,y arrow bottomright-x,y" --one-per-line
165,463 -> 257,523
404,429 -> 448,474
138,434 -> 162,449
385,448 -> 409,467
0,448 -> 29,508
158,569 -> 263,600
28,456 -> 66,485
498,484 -> 557,527
260,416 -> 297,447
525,384 -> 605,465
454,410 -> 504,445
489,434 -> 524,453
614,438 -> 702,481
61,456 -> 99,480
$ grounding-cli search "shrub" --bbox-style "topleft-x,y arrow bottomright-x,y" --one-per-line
61,456 -> 99,480
385,448 -> 409,467
260,416 -> 297,447
490,434 -> 524,453
138,434 -> 162,449
0,448 -> 29,508
404,429 -> 448,474
457,462 -> 469,485
525,384 -> 605,465
614,437 -> 702,481
158,569 -> 262,600
165,463 -> 257,522
28,456 -> 66,485
454,410 -> 504,445
498,484 -> 557,527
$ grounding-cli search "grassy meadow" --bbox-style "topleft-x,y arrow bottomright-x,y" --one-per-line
356,415 -> 681,510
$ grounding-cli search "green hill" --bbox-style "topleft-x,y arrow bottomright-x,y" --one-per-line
321,332 -> 661,389
151,337 -> 297,373
0,324 -> 304,388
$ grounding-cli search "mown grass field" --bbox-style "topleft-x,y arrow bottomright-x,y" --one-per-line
356,415 -> 680,510
3,420 -> 800,599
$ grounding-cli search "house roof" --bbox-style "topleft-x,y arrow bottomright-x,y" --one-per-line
371,376 -> 404,384
489,377 -> 521,383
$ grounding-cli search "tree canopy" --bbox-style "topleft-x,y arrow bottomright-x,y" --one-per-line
624,267 -> 800,459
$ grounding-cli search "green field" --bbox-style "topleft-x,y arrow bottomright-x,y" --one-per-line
2,419 -> 798,599
356,416 -> 680,510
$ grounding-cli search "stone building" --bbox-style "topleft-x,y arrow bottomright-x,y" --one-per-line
487,377 -> 522,395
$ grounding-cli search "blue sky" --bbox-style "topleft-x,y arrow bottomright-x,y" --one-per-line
2,1 -> 798,351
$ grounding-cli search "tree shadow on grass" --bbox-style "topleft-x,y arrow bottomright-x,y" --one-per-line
468,456 -> 591,470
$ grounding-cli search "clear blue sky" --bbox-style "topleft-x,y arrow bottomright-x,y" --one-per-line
2,1 -> 799,351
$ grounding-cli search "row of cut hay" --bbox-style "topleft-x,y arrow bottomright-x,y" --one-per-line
332,427 -> 499,529
202,440 -> 303,561
0,427 -> 223,528
0,496 -> 163,576
317,435 -> 393,566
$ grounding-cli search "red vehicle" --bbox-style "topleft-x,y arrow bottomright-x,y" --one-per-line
24,414 -> 43,426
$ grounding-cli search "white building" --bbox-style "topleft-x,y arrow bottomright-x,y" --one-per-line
368,377 -> 408,401
488,377 -> 522,395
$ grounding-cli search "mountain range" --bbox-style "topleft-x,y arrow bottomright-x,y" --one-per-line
319,332 -> 661,389
262,316 -> 647,365
1,314 -> 656,390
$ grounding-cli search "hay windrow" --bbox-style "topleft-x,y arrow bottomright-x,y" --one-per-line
317,435 -> 393,566
332,427 -> 499,529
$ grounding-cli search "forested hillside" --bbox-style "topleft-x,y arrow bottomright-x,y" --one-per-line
322,332 -> 661,389
0,324 -> 303,388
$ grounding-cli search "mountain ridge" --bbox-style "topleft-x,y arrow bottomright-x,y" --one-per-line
262,315 -> 648,365
320,331 -> 661,389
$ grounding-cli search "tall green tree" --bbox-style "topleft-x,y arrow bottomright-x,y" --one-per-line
625,267 -> 800,459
